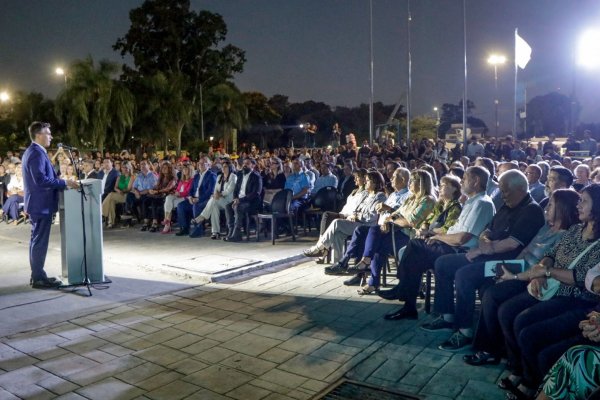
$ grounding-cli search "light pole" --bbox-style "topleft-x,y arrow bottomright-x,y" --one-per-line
433,107 -> 440,139
487,54 -> 506,137
573,29 -> 600,133
55,67 -> 67,85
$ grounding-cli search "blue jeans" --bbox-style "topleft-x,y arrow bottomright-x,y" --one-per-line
433,253 -> 495,329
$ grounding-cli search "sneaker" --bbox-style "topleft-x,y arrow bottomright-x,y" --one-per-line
439,331 -> 472,351
420,316 -> 454,332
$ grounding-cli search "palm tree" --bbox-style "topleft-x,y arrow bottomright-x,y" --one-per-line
204,83 -> 247,152
55,56 -> 134,152
133,72 -> 193,154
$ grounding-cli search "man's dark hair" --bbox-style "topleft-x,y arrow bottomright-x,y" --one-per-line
244,157 -> 257,166
466,166 -> 490,192
550,166 -> 574,188
28,121 -> 50,141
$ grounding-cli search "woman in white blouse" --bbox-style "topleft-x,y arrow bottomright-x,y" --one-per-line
193,161 -> 238,239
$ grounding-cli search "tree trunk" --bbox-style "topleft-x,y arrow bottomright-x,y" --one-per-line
176,123 -> 184,156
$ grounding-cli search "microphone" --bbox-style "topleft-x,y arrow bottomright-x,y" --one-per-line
57,143 -> 77,150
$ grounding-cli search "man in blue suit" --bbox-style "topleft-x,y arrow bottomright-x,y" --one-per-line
175,156 -> 216,237
97,158 -> 120,201
22,122 -> 79,289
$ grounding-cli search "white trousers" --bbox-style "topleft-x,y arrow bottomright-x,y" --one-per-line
200,196 -> 230,233
318,219 -> 364,263
164,194 -> 185,215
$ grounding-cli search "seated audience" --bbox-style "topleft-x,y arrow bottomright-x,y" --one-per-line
224,158 -> 263,242
0,166 -> 24,225
126,160 -> 158,223
141,161 -> 178,232
320,167 -> 411,274
175,157 -> 216,236
492,184 -> 600,399
540,166 -> 573,208
424,170 -> 545,351
378,170 -> 495,319
101,161 -> 134,228
352,169 -> 437,294
312,162 -> 338,194
162,164 -> 194,234
463,189 -> 580,368
193,160 -> 237,239
302,171 -> 386,263
573,164 -> 592,192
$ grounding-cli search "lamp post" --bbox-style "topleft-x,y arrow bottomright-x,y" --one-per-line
433,107 -> 440,139
487,54 -> 506,137
55,67 -> 67,85
572,29 -> 600,133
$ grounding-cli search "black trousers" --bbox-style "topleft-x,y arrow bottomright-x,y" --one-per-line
472,279 -> 528,356
396,238 -> 460,309
499,292 -> 595,387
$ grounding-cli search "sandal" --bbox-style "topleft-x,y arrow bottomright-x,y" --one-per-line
347,259 -> 370,273
357,285 -> 378,295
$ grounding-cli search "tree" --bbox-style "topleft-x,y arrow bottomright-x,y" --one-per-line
437,99 -> 487,138
243,92 -> 280,149
526,92 -> 571,137
204,83 -> 247,152
113,0 -> 246,154
54,57 -> 134,152
410,116 -> 438,141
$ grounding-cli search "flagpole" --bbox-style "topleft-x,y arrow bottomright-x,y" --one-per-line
513,28 -> 518,137
369,0 -> 374,144
406,0 -> 412,144
462,0 -> 468,154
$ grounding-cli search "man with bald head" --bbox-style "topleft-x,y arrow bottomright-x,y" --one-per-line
423,170 -> 544,351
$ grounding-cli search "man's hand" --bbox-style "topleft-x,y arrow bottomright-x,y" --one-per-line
376,203 -> 390,213
232,199 -> 239,209
66,180 -> 80,190
465,248 -> 481,262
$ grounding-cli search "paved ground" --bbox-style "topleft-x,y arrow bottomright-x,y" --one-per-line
0,222 -> 508,400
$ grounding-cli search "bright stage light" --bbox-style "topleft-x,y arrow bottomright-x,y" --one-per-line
577,29 -> 600,68
487,54 -> 507,65
0,91 -> 10,103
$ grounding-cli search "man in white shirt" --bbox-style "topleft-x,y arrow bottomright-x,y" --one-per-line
378,166 -> 495,320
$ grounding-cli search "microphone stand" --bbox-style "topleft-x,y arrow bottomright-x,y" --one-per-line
61,149 -> 92,296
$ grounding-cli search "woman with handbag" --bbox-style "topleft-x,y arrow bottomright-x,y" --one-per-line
495,184 -> 600,399
462,189 -> 580,361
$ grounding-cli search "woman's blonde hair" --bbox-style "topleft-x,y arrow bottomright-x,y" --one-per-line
411,169 -> 435,198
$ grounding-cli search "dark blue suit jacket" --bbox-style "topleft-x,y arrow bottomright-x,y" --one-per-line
189,170 -> 216,205
22,143 -> 66,216
97,168 -> 120,198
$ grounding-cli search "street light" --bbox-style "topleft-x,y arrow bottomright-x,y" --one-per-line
433,107 -> 440,139
577,29 -> 600,68
0,91 -> 9,103
487,54 -> 506,137
55,67 -> 67,84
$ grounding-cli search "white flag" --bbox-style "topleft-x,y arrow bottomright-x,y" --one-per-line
515,30 -> 532,69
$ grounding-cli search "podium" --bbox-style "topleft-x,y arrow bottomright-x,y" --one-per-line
59,178 -> 105,284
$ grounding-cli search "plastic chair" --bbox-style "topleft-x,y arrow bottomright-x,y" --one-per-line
255,189 -> 295,245
303,186 -> 338,233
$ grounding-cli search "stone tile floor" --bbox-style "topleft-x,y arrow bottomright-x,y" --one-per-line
0,261 -> 508,400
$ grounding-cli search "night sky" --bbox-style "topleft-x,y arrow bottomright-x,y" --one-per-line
2,0 -> 600,134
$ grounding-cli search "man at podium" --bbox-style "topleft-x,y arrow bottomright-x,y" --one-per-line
22,122 -> 79,289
